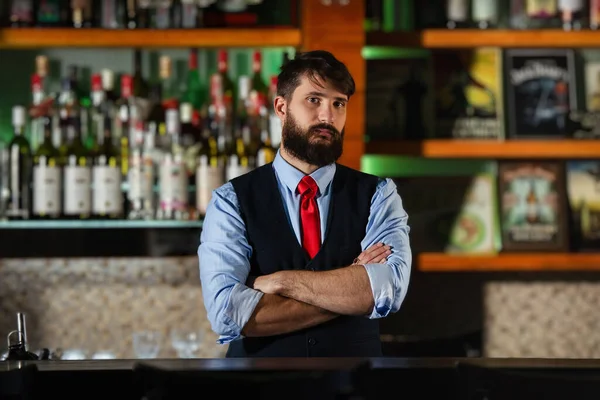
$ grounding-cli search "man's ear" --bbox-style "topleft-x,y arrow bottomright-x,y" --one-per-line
274,96 -> 286,120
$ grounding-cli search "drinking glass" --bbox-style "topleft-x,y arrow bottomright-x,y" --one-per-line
170,329 -> 203,358
132,330 -> 162,359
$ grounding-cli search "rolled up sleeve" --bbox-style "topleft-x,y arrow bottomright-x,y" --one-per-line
198,183 -> 264,344
361,178 -> 412,319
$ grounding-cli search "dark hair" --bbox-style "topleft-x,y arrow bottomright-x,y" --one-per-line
277,50 -> 355,101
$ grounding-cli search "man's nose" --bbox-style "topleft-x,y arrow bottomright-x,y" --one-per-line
318,104 -> 335,124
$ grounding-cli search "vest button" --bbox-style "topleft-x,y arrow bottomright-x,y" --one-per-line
308,338 -> 317,345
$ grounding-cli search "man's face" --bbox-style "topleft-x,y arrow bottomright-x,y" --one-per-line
279,75 -> 348,167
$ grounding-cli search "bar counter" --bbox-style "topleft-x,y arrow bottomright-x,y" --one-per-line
3,357 -> 600,399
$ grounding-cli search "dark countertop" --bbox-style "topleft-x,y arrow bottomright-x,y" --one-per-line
4,357 -> 600,400
4,357 -> 600,372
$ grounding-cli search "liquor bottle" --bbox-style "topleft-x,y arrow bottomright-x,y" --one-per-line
250,51 -> 269,111
183,49 -> 204,112
157,109 -> 188,220
180,102 -> 202,186
196,129 -> 225,216
62,117 -> 91,219
32,116 -> 61,219
133,49 -> 149,99
256,118 -> 276,167
116,74 -> 136,179
128,122 -> 155,220
472,0 -> 498,28
92,115 -> 123,219
71,0 -> 94,28
0,144 -> 8,219
446,0 -> 470,28
180,0 -> 200,27
525,0 -> 560,28
558,0 -> 584,30
36,0 -> 68,27
268,76 -> 282,148
217,50 -> 235,111
159,55 -> 178,111
226,134 -> 252,181
6,105 -> 32,220
8,0 -> 34,27
591,0 -> 600,29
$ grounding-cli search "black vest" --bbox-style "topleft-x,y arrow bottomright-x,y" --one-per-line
227,163 -> 382,357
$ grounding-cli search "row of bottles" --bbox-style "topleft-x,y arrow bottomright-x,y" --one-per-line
1,0 -> 295,29
367,0 -> 600,32
0,48 -> 283,221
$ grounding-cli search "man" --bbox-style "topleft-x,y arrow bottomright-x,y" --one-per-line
198,50 -> 411,358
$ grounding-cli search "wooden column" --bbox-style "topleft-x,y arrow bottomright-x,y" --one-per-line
300,0 -> 365,171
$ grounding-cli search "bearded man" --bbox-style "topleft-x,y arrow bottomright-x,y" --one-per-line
198,50 -> 412,358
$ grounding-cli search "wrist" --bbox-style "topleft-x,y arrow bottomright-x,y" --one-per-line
274,270 -> 292,296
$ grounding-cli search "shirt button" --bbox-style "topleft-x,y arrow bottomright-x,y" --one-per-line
308,338 -> 317,345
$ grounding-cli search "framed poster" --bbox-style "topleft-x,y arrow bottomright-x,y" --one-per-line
498,161 -> 569,251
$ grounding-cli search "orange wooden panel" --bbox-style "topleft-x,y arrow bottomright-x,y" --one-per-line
365,139 -> 600,159
338,138 -> 364,171
301,0 -> 365,171
368,29 -> 600,48
0,28 -> 302,48
419,253 -> 600,271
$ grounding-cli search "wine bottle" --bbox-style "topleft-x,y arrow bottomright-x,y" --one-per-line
196,127 -> 225,216
6,105 -> 32,220
32,116 -> 61,219
92,115 -> 123,219
62,117 -> 92,219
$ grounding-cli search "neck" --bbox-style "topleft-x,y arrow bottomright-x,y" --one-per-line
279,145 -> 321,175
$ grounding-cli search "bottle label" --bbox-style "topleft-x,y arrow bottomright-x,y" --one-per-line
93,166 -> 122,214
196,160 -> 225,215
527,0 -> 557,17
128,153 -> 153,202
33,164 -> 61,215
473,0 -> 498,21
64,166 -> 91,215
159,158 -> 187,211
269,114 -> 282,147
256,148 -> 275,167
558,0 -> 583,11
226,155 -> 251,181
447,0 -> 468,21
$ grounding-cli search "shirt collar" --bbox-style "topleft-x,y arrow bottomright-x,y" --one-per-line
272,149 -> 336,196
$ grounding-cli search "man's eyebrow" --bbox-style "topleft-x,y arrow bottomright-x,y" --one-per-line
306,91 -> 348,102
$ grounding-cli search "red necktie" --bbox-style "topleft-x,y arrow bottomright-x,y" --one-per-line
298,175 -> 321,259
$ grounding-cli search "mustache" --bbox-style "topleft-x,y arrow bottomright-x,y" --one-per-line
309,123 -> 340,137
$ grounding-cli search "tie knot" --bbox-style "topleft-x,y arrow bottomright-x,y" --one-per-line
298,175 -> 318,198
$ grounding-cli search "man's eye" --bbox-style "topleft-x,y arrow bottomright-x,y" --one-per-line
335,102 -> 346,108
307,97 -> 319,103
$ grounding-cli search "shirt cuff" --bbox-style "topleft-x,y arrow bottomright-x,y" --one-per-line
218,283 -> 264,344
362,263 -> 395,319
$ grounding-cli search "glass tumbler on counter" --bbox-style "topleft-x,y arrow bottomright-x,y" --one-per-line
170,329 -> 203,358
132,330 -> 162,359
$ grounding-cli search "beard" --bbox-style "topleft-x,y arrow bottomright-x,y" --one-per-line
281,111 -> 344,167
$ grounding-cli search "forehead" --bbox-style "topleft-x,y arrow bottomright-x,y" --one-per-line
293,74 -> 348,101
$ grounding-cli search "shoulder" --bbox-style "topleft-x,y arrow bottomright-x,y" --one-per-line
230,164 -> 274,190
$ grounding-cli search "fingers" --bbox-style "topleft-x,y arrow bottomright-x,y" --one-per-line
355,242 -> 392,264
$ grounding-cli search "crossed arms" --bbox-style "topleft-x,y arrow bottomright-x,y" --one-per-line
198,178 -> 411,344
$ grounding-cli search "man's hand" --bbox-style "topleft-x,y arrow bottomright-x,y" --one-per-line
353,242 -> 391,265
249,242 -> 391,295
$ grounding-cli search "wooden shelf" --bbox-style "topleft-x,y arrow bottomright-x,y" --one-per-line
367,29 -> 600,48
365,139 -> 600,159
419,253 -> 600,271
0,28 -> 302,48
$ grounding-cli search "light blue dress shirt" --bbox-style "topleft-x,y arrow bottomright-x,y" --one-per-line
198,150 -> 412,345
